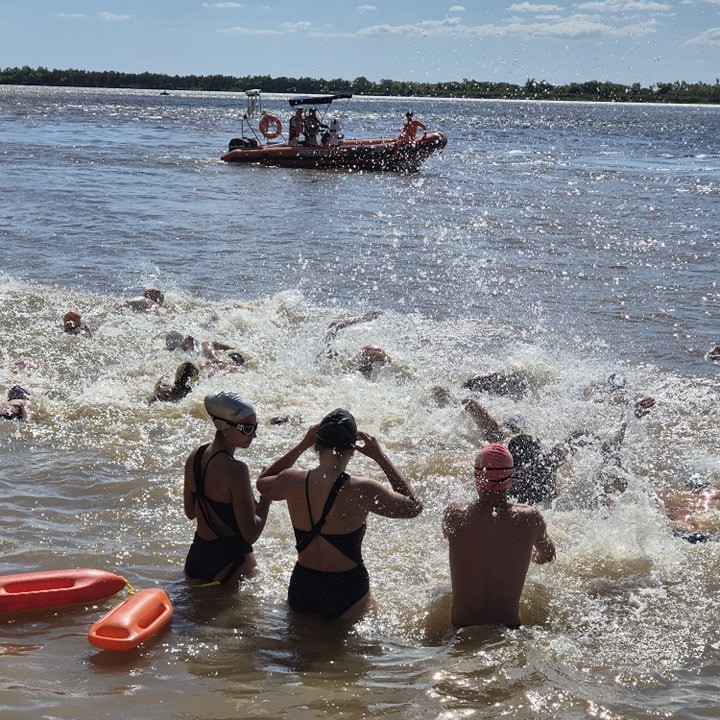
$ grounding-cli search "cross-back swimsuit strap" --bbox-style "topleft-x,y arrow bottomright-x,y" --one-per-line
295,471 -> 349,552
294,471 -> 365,567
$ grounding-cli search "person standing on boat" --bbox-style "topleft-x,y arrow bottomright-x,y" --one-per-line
303,108 -> 321,146
288,107 -> 304,146
443,443 -> 555,629
257,408 -> 423,620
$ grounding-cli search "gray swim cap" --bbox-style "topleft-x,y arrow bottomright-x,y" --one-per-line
204,391 -> 255,430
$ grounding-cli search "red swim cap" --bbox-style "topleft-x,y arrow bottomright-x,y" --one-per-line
474,443 -> 514,493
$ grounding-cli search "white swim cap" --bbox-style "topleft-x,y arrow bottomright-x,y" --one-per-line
204,391 -> 255,430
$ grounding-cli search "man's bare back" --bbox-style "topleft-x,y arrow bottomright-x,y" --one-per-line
443,443 -> 555,628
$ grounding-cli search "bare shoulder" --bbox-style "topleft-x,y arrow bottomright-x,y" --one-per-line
442,501 -> 470,536
508,502 -> 547,525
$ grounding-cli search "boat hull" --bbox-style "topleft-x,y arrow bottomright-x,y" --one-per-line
0,568 -> 126,612
88,588 -> 173,651
220,132 -> 447,172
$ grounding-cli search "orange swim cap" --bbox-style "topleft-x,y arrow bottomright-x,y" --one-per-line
63,311 -> 82,330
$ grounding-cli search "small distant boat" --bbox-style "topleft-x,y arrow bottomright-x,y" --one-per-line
88,587 -> 173,651
160,90 -> 170,96
0,568 -> 126,612
220,90 -> 446,173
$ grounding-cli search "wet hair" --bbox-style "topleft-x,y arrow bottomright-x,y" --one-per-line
315,408 -> 357,452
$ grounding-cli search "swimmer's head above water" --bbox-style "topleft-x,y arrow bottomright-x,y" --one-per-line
204,391 -> 256,431
474,443 -> 514,494
315,408 -> 357,453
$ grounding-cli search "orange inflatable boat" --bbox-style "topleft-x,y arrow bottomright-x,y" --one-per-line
88,587 -> 173,651
0,568 -> 127,612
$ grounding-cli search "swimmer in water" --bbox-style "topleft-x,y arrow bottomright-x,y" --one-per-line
323,311 -> 394,377
149,361 -> 200,403
165,332 -> 246,372
462,369 -> 530,400
661,484 -> 720,543
0,385 -> 33,422
122,287 -> 165,312
443,443 -> 555,629
461,399 -> 590,505
582,372 -> 655,418
62,310 -> 93,337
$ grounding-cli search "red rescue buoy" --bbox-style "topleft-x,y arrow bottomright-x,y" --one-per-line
0,568 -> 127,612
88,588 -> 173,651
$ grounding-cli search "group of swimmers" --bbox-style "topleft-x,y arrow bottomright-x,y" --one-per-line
183,390 -> 552,627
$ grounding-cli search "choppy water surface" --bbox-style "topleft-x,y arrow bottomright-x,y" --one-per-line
1,86 -> 719,720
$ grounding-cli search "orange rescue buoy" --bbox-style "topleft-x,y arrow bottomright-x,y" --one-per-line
88,587 -> 173,651
0,568 -> 127,612
259,113 -> 282,139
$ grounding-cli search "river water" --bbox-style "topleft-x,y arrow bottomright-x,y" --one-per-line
1,85 -> 719,720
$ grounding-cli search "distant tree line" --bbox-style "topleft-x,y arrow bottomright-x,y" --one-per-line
2,65 -> 720,104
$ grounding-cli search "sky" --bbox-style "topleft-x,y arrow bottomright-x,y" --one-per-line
1,1 -> 719,87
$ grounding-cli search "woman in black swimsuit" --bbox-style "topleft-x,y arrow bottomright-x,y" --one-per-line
257,408 -> 423,620
182,391 -> 271,587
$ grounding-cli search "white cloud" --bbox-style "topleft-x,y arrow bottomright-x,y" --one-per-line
684,26 -> 720,45
576,0 -> 671,11
203,2 -> 246,7
99,12 -> 130,22
358,17 -> 463,37
220,26 -> 285,35
219,7 -> 662,43
280,21 -> 313,31
448,5 -> 466,11
508,2 -> 562,11
357,4 -> 377,12
56,13 -> 87,19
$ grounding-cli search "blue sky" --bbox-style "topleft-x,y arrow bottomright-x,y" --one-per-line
1,1 -> 719,86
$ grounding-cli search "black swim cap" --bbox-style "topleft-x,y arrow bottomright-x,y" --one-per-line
315,408 -> 357,452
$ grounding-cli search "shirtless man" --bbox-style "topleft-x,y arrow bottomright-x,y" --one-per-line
442,443 -> 555,628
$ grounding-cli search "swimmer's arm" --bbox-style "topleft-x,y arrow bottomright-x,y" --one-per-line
355,435 -> 422,518
231,464 -> 270,544
256,468 -> 298,500
531,515 -> 555,564
461,399 -> 504,443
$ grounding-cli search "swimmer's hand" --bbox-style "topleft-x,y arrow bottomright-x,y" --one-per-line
353,431 -> 384,462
